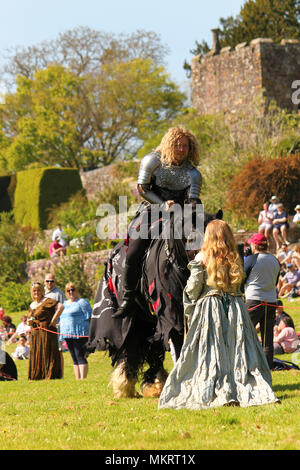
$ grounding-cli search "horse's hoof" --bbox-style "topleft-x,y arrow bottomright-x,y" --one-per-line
109,362 -> 137,398
140,379 -> 165,398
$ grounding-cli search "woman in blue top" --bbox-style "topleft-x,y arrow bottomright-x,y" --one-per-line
59,283 -> 92,379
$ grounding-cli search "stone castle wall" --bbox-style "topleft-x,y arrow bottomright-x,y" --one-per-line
191,37 -> 300,115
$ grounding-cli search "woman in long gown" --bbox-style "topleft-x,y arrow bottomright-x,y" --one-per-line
27,282 -> 64,380
158,220 -> 279,410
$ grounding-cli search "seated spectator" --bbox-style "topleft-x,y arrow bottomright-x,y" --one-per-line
12,335 -> 29,360
292,246 -> 300,271
52,223 -> 68,248
278,263 -> 300,298
274,300 -> 295,333
276,243 -> 293,266
273,316 -> 299,355
2,316 -> 16,340
258,201 -> 274,239
7,315 -> 31,344
272,203 -> 290,249
49,236 -> 66,258
0,325 -> 7,341
269,195 -> 279,214
0,347 -> 18,381
292,205 -> 300,225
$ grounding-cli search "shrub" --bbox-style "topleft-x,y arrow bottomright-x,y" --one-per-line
14,167 -> 83,229
227,154 -> 300,219
0,212 -> 29,283
0,281 -> 32,313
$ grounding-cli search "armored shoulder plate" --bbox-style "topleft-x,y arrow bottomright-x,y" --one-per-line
137,152 -> 161,185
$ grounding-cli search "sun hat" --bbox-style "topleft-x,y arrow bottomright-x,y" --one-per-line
287,263 -> 293,268
271,195 -> 278,200
295,204 -> 300,210
247,233 -> 267,245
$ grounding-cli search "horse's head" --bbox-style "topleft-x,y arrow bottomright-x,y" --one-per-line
204,209 -> 223,230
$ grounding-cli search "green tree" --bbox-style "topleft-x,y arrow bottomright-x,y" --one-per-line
0,60 -> 185,171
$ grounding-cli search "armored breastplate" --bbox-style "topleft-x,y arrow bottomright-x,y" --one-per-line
138,152 -> 202,199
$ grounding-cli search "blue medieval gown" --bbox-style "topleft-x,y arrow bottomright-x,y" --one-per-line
158,258 -> 279,410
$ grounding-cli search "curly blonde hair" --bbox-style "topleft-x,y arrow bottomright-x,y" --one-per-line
155,126 -> 200,167
201,220 -> 244,292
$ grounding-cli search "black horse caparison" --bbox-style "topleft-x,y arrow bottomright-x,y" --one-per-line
86,208 -> 223,398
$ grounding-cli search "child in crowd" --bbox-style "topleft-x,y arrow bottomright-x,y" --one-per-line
273,317 -> 299,355
12,335 -> 29,360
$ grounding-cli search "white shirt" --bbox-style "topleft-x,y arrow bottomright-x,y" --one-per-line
52,228 -> 67,247
293,213 -> 300,224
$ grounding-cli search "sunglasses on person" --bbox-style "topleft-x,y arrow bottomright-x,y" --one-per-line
67,288 -> 76,293
45,280 -> 55,283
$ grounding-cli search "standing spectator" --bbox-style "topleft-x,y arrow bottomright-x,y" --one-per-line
272,203 -> 290,249
273,316 -> 299,355
258,201 -> 274,239
278,263 -> 300,298
44,273 -> 66,376
27,281 -> 64,380
269,195 -> 279,214
292,205 -> 300,225
2,316 -> 16,341
244,233 -> 280,368
59,282 -> 92,380
7,315 -> 31,344
52,223 -> 67,248
44,273 -> 66,304
49,236 -> 66,258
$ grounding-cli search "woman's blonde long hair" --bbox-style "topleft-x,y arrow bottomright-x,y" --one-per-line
201,220 -> 244,292
155,126 -> 200,167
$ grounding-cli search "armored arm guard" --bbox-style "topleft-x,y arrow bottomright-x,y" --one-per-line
187,167 -> 202,201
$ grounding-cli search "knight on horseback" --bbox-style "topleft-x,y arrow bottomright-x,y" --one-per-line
112,126 -> 202,320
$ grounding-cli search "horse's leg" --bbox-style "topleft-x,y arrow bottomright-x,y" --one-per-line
141,340 -> 168,398
109,327 -> 143,398
109,355 -> 139,399
169,328 -> 184,361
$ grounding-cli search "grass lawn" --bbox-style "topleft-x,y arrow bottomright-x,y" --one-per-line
1,299 -> 300,451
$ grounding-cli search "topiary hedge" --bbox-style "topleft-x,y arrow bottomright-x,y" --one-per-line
14,167 -> 83,229
0,175 -> 16,212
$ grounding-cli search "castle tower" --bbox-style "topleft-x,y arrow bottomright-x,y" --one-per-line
191,30 -> 300,115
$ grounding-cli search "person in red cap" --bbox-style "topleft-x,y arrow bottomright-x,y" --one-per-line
244,232 -> 280,368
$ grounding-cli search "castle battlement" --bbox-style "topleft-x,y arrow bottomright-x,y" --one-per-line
191,31 -> 300,115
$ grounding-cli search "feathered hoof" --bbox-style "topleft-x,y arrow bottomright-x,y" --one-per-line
140,378 -> 165,398
141,368 -> 168,398
109,362 -> 138,399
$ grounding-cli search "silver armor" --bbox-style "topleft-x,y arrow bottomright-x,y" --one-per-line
137,152 -> 202,200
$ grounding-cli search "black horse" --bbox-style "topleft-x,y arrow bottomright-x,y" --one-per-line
87,208 -> 223,398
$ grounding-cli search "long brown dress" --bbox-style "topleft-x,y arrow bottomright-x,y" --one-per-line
28,298 -> 62,380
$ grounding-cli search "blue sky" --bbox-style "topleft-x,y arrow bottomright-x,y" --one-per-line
0,0 -> 245,88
